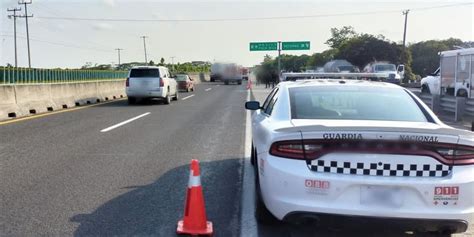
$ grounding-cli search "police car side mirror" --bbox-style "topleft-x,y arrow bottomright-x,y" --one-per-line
245,101 -> 261,110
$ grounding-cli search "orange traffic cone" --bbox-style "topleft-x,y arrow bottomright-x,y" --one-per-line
246,79 -> 252,90
177,159 -> 213,236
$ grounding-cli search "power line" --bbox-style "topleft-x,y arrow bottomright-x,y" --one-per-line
7,7 -> 21,67
34,3 -> 139,43
0,34 -> 112,53
34,2 -> 472,22
18,0 -> 33,68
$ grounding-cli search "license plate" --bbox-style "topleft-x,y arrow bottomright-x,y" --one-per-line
360,185 -> 404,208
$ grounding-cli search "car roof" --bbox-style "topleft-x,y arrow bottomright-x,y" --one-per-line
131,66 -> 164,69
280,79 -> 402,90
441,48 -> 474,57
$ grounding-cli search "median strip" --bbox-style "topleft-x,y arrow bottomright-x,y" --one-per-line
182,94 -> 195,100
100,112 -> 150,133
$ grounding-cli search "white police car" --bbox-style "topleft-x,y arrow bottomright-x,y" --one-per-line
246,79 -> 474,235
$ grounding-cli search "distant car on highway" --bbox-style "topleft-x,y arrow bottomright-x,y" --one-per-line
126,66 -> 178,104
363,62 -> 405,84
176,74 -> 195,92
245,79 -> 474,235
323,60 -> 358,73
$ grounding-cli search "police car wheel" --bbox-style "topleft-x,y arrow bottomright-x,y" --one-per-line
250,143 -> 255,166
254,156 -> 279,224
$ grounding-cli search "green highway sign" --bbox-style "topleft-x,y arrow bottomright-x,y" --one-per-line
249,42 -> 278,51
282,41 -> 310,50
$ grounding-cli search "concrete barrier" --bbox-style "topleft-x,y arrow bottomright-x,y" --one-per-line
15,84 -> 55,116
0,85 -> 19,120
188,73 -> 209,83
0,79 -> 126,121
50,83 -> 78,109
97,80 -> 126,102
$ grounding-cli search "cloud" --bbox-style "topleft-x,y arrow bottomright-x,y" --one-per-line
92,23 -> 114,31
102,0 -> 116,7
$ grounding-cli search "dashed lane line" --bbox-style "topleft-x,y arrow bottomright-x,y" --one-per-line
100,112 -> 150,133
181,94 -> 195,100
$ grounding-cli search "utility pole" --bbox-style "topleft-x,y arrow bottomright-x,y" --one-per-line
277,41 -> 281,87
7,7 -> 21,68
19,0 -> 33,68
141,36 -> 148,64
170,56 -> 175,71
402,9 -> 409,47
115,48 -> 123,67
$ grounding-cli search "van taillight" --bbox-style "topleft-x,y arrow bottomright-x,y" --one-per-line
160,78 -> 164,87
126,77 -> 130,87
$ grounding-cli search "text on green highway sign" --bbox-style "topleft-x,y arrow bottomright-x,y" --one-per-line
281,41 -> 310,50
249,42 -> 278,51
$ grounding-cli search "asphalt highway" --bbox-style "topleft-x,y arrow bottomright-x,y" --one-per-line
0,83 -> 246,236
1,82 -> 472,237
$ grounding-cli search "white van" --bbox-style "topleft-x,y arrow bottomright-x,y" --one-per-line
125,66 -> 178,104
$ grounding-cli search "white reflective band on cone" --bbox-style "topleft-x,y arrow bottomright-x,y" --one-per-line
188,170 -> 201,187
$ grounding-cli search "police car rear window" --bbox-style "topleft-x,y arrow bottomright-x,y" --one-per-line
289,86 -> 427,122
130,69 -> 160,78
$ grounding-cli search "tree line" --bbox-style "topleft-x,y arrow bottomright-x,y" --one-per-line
256,26 -> 471,83
80,58 -> 210,73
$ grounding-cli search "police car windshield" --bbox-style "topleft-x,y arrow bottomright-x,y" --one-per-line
289,86 -> 427,122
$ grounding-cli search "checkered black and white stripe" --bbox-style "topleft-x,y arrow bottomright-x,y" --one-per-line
309,160 -> 452,177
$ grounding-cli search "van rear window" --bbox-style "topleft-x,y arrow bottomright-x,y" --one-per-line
130,69 -> 160,78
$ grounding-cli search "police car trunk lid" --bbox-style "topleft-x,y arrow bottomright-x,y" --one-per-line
284,119 -> 466,177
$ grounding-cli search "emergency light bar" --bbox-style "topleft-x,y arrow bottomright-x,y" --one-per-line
280,72 -> 394,81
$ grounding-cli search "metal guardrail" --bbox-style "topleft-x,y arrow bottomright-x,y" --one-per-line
414,92 -> 474,122
0,67 -> 128,84
466,98 -> 474,117
440,96 -> 456,113
417,93 -> 432,108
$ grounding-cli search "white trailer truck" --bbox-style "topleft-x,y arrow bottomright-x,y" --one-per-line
421,48 -> 474,97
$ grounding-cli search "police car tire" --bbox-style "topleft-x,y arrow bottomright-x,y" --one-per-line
254,157 -> 279,224
250,143 -> 255,166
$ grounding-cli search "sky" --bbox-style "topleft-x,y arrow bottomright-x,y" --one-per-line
0,0 -> 473,68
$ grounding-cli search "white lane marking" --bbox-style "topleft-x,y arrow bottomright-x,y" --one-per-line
216,85 -> 220,87
205,88 -> 212,91
240,89 -> 258,237
182,94 -> 195,100
100,112 -> 150,133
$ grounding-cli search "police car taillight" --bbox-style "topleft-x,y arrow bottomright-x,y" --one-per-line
451,145 -> 474,165
270,140 -> 323,160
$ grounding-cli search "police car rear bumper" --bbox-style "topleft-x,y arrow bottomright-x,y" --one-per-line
283,212 -> 469,233
259,154 -> 474,230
